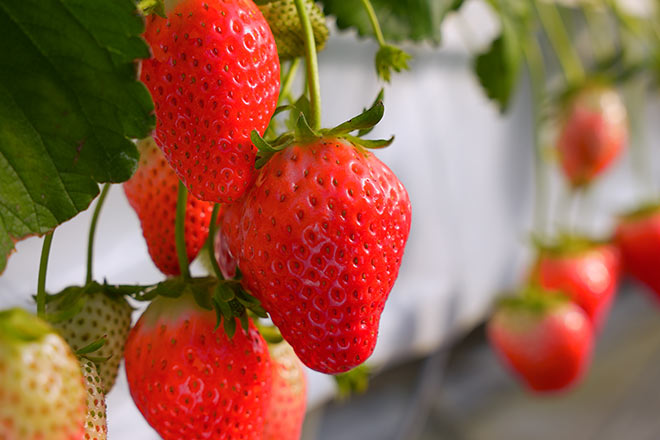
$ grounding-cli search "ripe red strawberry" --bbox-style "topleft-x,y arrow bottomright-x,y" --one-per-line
124,137 -> 215,275
81,358 -> 107,440
0,308 -> 86,439
615,205 -> 660,299
226,138 -> 411,373
257,0 -> 329,60
532,240 -> 620,329
47,287 -> 133,393
141,0 -> 280,203
214,200 -> 242,279
557,84 -> 627,187
488,293 -> 594,393
124,292 -> 272,440
264,341 -> 307,440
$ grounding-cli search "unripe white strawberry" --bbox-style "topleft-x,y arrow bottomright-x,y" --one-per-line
0,308 -> 86,440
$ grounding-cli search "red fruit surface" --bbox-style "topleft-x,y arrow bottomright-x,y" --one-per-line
214,200 -> 242,279
124,138 -> 215,276
557,85 -> 627,187
263,342 -> 307,440
488,298 -> 594,393
141,0 -> 280,203
615,207 -> 660,299
226,138 -> 412,373
124,293 -> 272,440
535,244 -> 620,329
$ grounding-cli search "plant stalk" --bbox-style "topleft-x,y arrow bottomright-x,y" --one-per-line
293,0 -> 322,130
176,181 -> 191,280
86,183 -> 111,284
37,231 -> 54,318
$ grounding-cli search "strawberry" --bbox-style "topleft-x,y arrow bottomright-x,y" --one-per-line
141,0 -> 281,203
47,285 -> 133,393
226,137 -> 411,373
124,291 -> 272,440
264,341 -> 307,440
124,137 -> 215,276
257,0 -> 329,60
214,199 -> 242,279
488,293 -> 594,392
532,238 -> 620,329
0,308 -> 86,439
556,84 -> 627,187
615,204 -> 660,299
81,358 -> 107,440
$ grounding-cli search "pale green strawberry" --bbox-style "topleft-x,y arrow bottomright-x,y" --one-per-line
0,308 -> 86,440
81,358 -> 107,440
47,286 -> 133,393
258,0 -> 329,60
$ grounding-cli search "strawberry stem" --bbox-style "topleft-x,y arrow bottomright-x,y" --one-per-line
279,58 -> 301,105
207,204 -> 224,280
37,231 -> 54,318
522,37 -> 550,238
360,0 -> 386,47
86,183 -> 111,284
293,0 -> 321,130
533,1 -> 585,86
175,181 -> 191,280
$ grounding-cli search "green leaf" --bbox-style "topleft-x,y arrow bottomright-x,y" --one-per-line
319,0 -> 465,44
473,16 -> 522,113
0,0 -> 155,272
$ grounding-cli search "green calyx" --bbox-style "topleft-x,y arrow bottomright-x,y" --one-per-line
41,281 -> 132,325
375,45 -> 411,83
334,364 -> 371,400
253,89 -> 394,167
137,0 -> 166,17
531,232 -> 609,258
619,202 -> 660,223
119,275 -> 267,339
496,285 -> 570,316
0,308 -> 54,343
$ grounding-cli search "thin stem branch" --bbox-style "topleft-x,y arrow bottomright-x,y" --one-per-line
176,181 -> 191,280
37,231 -> 54,318
279,59 -> 301,105
207,204 -> 224,280
293,0 -> 322,130
523,36 -> 550,238
359,0 -> 386,47
86,183 -> 111,284
534,1 -> 585,85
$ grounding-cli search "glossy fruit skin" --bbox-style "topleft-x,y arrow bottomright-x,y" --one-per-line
263,342 -> 307,440
488,301 -> 594,393
615,208 -> 660,298
141,0 -> 280,203
226,138 -> 412,373
124,293 -> 272,440
535,244 -> 620,329
81,358 -> 107,440
214,200 -> 241,279
258,0 -> 328,60
0,309 -> 86,440
557,85 -> 627,187
124,137 -> 215,276
48,290 -> 133,393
